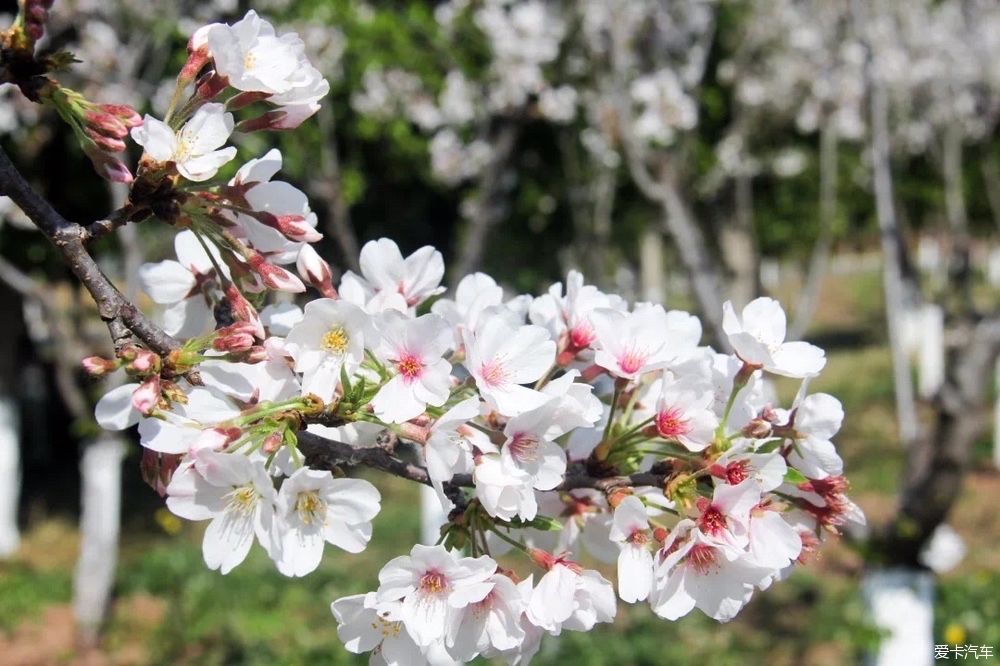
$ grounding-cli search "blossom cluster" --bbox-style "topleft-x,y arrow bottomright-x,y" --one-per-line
94,226 -> 863,662
65,7 -> 864,665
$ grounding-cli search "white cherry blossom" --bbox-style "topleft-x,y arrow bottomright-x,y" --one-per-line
722,297 -> 826,377
130,103 -> 236,181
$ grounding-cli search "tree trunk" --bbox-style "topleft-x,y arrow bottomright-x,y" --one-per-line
941,123 -> 971,311
656,161 -> 729,348
880,316 -> 1000,566
0,394 -> 20,557
719,171 -> 759,310
790,121 -> 838,340
450,124 -> 520,288
868,62 -> 921,448
639,226 -> 665,304
311,104 -> 360,276
73,435 -> 126,646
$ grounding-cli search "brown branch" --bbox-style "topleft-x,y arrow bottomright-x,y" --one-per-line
297,430 -> 667,493
0,145 -> 178,355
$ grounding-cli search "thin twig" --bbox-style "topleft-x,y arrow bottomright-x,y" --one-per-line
0,146 -> 178,354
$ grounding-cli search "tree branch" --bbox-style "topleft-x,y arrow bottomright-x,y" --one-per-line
297,430 -> 667,493
0,145 -> 178,355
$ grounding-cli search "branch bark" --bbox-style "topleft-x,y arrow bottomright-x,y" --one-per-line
0,146 -> 178,355
297,430 -> 667,494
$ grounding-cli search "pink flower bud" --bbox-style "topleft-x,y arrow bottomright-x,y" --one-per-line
99,103 -> 143,128
84,127 -> 128,153
261,432 -> 283,454
236,104 -> 321,132
140,450 -> 182,497
82,142 -> 133,183
254,212 -> 322,243
195,73 -> 228,102
81,356 -> 118,377
224,285 -> 265,339
295,244 -> 337,298
227,91 -> 272,110
127,348 -> 161,375
84,110 -> 129,139
131,375 -> 161,415
212,322 -> 258,353
247,252 -> 306,293
243,346 -> 268,364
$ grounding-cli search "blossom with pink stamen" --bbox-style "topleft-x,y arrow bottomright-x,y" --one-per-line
370,312 -> 453,423
591,304 -> 701,381
375,545 -> 497,647
462,316 -> 556,417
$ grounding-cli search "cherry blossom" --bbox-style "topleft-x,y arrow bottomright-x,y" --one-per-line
609,496 -> 655,603
369,312 -> 453,423
722,297 -> 826,377
165,448 -> 276,574
130,103 -> 236,181
375,545 -> 498,647
271,468 -> 381,577
462,317 -> 556,417
284,299 -> 373,403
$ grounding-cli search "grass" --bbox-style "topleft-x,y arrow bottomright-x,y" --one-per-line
1,267 -> 998,664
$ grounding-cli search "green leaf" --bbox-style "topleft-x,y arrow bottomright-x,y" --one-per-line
784,467 -> 808,485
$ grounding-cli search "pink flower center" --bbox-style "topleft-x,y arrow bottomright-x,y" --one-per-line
655,406 -> 691,439
568,324 -> 595,350
419,570 -> 448,595
687,543 -> 718,574
725,460 -> 751,485
396,354 -> 424,381
509,433 -> 540,463
479,359 -> 508,387
617,346 -> 648,375
698,506 -> 727,537
627,528 -> 649,546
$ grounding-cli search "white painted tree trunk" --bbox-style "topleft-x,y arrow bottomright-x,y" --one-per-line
867,44 -> 921,448
73,435 -> 126,644
862,568 -> 934,666
917,304 -> 945,400
420,484 -> 447,546
639,226 -> 666,305
0,395 -> 20,557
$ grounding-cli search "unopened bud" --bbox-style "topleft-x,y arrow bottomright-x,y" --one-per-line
741,418 -> 772,439
127,348 -> 161,375
131,375 -> 161,415
195,73 -> 228,102
83,127 -> 127,153
235,103 -> 320,133
81,141 -> 133,183
247,252 -> 306,293
652,527 -> 670,543
84,111 -> 129,139
262,432 -> 283,454
99,103 -> 143,128
295,244 -> 336,298
254,211 -> 322,243
140,450 -> 182,497
243,345 -> 268,364
224,285 -> 265,339
227,90 -> 272,110
212,321 -> 258,353
81,356 -> 118,377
